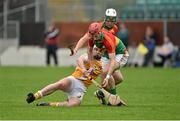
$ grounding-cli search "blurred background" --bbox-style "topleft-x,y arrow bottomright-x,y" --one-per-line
0,0 -> 180,67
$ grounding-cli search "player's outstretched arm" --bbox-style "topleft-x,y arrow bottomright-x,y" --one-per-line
70,34 -> 89,56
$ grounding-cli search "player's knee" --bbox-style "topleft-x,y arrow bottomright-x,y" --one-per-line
115,75 -> 124,85
115,79 -> 123,85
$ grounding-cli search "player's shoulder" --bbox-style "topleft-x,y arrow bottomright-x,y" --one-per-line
113,24 -> 118,29
112,24 -> 119,34
101,28 -> 110,35
102,30 -> 114,39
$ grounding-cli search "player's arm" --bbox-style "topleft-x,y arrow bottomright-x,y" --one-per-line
106,53 -> 116,78
77,54 -> 93,79
87,37 -> 94,63
102,53 -> 116,87
72,33 -> 90,55
77,54 -> 88,73
87,45 -> 93,62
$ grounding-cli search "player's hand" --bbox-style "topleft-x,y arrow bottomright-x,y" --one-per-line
82,68 -> 87,74
78,69 -> 89,81
102,74 -> 110,87
70,49 -> 75,56
69,46 -> 77,56
102,78 -> 109,87
84,68 -> 93,77
87,68 -> 93,73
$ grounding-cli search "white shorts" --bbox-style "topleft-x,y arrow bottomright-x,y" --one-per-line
66,76 -> 87,101
102,54 -> 129,69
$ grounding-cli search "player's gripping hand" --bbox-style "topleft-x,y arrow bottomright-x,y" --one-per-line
70,48 -> 77,56
82,68 -> 88,75
102,74 -> 110,87
102,78 -> 108,87
68,45 -> 77,56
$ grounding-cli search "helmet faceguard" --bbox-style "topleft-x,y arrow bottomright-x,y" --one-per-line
105,16 -> 117,22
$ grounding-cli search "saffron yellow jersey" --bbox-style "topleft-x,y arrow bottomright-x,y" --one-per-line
71,54 -> 102,88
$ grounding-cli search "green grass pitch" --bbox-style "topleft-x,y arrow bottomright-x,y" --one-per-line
0,66 -> 180,120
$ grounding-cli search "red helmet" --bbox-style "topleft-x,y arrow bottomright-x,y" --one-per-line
88,22 -> 102,35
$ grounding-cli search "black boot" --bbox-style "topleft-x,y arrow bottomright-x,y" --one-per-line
26,93 -> 35,103
36,102 -> 50,106
95,90 -> 107,105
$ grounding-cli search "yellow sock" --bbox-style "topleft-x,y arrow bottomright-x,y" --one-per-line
49,102 -> 68,107
34,91 -> 43,100
49,102 -> 60,107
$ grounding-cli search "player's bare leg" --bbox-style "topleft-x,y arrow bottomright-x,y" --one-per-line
112,70 -> 124,85
37,97 -> 81,107
26,77 -> 71,103
95,63 -> 116,105
101,61 -> 121,93
40,78 -> 71,95
100,64 -> 115,91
